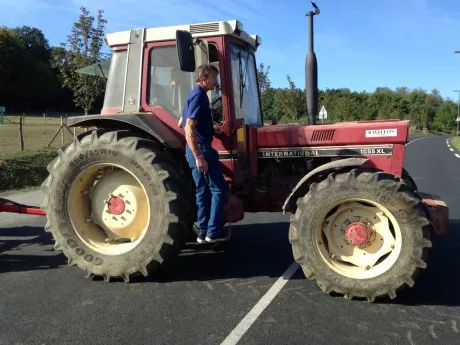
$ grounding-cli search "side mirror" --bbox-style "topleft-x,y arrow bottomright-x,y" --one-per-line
176,30 -> 195,72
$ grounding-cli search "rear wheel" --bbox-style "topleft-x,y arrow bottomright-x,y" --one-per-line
289,169 -> 433,301
41,129 -> 194,282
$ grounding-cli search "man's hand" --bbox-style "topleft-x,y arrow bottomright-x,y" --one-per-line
195,155 -> 208,173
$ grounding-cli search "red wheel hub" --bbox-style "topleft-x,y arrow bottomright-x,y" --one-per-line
108,196 -> 125,215
345,222 -> 370,246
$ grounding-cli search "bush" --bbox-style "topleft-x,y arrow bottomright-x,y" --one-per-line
0,148 -> 58,192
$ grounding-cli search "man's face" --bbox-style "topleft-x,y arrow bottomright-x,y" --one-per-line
203,71 -> 218,91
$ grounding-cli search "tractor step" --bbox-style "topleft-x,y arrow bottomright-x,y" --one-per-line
419,192 -> 449,235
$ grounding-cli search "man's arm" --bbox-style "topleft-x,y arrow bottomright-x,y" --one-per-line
184,93 -> 208,172
185,118 -> 201,158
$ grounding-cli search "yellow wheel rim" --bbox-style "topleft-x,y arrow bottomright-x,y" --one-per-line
315,199 -> 402,280
67,163 -> 151,256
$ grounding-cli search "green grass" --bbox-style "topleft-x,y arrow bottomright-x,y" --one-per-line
451,137 -> 460,151
0,148 -> 58,192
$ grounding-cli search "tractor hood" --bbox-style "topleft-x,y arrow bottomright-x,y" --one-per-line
256,120 -> 410,148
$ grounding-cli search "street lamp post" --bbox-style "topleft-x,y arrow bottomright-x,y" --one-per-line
457,116 -> 460,137
455,90 -> 460,137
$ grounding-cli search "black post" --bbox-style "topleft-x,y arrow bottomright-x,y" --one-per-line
306,2 -> 320,125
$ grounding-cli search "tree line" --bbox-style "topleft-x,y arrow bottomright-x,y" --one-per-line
257,63 -> 458,132
0,7 -> 108,115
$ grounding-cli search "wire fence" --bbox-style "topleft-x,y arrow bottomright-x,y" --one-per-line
0,114 -> 86,156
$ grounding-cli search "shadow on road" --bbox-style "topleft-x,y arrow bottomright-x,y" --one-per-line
0,226 -> 65,273
139,218 -> 460,308
134,221 -> 298,284
4,219 -> 460,308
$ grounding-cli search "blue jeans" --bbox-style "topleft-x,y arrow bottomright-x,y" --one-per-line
185,143 -> 227,237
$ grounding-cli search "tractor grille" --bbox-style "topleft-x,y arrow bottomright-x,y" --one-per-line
311,129 -> 335,142
190,23 -> 220,34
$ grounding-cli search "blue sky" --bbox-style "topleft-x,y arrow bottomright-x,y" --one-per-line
1,0 -> 460,100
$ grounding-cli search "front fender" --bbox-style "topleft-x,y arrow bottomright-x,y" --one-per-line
67,114 -> 184,149
282,157 -> 369,213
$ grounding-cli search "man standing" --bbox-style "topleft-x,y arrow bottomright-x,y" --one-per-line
182,64 -> 230,243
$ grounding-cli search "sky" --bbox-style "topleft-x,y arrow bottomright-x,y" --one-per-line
1,0 -> 460,101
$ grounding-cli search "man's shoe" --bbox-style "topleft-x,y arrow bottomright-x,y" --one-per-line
205,229 -> 231,243
197,233 -> 207,243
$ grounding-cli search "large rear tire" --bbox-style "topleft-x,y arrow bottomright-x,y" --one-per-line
41,129 -> 194,282
289,169 -> 433,302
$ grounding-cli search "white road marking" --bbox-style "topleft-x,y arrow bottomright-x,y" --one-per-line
429,324 -> 438,339
220,262 -> 300,345
450,148 -> 454,152
406,137 -> 425,146
456,154 -> 460,158
407,331 -> 416,345
452,320 -> 459,333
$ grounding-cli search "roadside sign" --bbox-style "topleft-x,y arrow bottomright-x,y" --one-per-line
319,106 -> 327,122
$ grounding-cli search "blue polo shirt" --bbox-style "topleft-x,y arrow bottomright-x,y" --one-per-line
182,85 -> 214,143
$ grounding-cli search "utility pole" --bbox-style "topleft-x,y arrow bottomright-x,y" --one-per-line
455,52 -> 460,136
455,90 -> 460,137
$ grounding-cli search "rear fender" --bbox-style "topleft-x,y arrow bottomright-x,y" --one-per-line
67,114 -> 184,149
282,157 -> 369,213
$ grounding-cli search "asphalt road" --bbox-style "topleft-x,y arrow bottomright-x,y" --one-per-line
1,135 -> 460,345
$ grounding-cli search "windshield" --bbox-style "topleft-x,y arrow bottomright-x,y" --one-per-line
148,46 -> 196,118
230,44 -> 262,126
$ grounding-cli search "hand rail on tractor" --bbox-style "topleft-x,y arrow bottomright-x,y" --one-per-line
0,197 -> 46,216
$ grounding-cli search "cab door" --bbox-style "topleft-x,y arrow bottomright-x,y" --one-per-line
225,37 -> 263,183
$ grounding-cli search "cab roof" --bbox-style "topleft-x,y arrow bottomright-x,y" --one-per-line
105,20 -> 261,51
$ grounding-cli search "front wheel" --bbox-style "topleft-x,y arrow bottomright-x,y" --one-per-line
289,169 -> 433,302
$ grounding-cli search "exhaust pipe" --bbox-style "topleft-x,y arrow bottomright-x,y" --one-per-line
306,2 -> 320,125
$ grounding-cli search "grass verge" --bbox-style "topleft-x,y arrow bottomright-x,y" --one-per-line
451,137 -> 460,151
0,148 -> 58,192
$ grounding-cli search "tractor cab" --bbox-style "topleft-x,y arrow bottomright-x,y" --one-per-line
101,20 -> 263,184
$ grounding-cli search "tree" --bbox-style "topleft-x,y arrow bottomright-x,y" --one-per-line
274,75 -> 305,122
0,28 -> 23,110
0,26 -> 60,112
257,63 -> 275,120
55,7 -> 108,114
10,26 -> 60,109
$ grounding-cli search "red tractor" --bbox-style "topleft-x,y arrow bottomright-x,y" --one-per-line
39,9 -> 448,302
